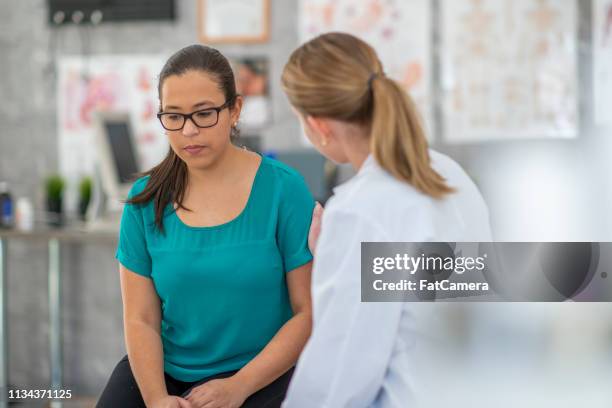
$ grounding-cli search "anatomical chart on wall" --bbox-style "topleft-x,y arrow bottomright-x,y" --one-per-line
299,0 -> 433,133
594,0 -> 612,126
58,56 -> 167,178
441,0 -> 578,142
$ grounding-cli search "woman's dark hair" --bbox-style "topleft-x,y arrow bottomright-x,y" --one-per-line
126,44 -> 239,233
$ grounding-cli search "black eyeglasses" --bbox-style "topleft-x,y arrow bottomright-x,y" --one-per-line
157,98 -> 234,131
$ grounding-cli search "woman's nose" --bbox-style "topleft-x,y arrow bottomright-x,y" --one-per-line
182,117 -> 199,137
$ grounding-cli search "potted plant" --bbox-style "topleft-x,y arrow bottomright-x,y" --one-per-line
78,176 -> 92,221
45,175 -> 65,227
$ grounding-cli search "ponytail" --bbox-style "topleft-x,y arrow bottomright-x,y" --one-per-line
370,76 -> 454,198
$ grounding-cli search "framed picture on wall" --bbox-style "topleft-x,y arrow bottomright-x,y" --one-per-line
198,0 -> 270,44
229,57 -> 271,128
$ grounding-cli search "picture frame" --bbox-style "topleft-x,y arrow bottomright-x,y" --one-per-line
229,56 -> 271,128
198,0 -> 270,44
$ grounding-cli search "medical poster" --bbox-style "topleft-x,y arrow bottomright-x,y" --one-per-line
299,0 -> 433,133
58,56 -> 167,175
594,0 -> 612,126
441,0 -> 578,142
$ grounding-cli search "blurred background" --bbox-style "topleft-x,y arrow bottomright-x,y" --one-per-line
1,0 -> 612,406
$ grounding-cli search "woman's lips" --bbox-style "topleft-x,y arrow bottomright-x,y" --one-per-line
184,145 -> 207,155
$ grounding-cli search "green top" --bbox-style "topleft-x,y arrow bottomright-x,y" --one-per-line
116,155 -> 314,382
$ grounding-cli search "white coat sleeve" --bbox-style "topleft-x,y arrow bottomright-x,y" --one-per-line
282,209 -> 404,408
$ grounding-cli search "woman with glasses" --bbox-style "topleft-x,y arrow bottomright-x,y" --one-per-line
280,33 -> 492,407
97,45 -> 314,408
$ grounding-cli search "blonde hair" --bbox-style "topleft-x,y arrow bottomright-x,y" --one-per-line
281,32 -> 454,199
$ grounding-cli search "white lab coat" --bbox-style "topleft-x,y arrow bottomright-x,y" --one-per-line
282,151 -> 492,408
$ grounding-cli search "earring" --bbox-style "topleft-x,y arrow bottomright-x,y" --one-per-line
321,138 -> 328,147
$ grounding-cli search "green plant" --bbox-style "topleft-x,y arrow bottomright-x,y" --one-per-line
79,176 -> 92,203
45,175 -> 65,201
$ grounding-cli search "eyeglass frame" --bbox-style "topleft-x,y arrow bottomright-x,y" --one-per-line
157,97 -> 236,131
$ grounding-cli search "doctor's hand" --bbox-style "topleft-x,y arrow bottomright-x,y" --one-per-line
183,377 -> 248,408
308,202 -> 324,255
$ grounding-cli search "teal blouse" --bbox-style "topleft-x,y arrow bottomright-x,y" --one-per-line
116,155 -> 314,382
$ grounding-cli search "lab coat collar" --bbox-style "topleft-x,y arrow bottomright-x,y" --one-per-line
360,154 -> 377,173
332,154 -> 377,195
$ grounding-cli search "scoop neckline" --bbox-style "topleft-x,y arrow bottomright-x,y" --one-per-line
172,153 -> 265,231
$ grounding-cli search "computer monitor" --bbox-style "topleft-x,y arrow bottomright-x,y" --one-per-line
92,111 -> 141,210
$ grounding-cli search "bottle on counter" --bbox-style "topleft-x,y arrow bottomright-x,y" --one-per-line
15,197 -> 34,232
0,182 -> 14,229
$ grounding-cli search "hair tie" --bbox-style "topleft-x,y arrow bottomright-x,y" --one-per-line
367,72 -> 380,90
368,72 -> 385,91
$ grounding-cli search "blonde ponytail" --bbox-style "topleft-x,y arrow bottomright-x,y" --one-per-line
282,32 -> 454,199
370,75 -> 454,198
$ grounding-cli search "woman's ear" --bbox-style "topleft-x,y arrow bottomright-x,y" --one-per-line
230,95 -> 243,127
305,116 -> 333,146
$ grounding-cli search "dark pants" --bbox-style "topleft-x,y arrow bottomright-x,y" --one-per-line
96,355 -> 294,408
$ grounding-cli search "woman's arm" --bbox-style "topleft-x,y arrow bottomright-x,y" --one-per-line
308,202 -> 324,254
232,261 -> 313,395
120,264 -> 185,407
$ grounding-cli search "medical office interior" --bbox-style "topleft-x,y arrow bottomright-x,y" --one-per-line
1,0 -> 612,406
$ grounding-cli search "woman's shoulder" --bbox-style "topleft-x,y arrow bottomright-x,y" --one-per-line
261,155 -> 308,187
428,149 -> 477,187
260,155 -> 313,201
127,175 -> 151,200
261,155 -> 302,177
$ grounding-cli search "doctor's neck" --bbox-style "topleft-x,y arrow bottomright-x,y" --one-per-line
336,122 -> 372,171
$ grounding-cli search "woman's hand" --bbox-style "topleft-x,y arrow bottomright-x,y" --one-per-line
308,202 -> 324,255
151,395 -> 193,408
183,376 -> 249,408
